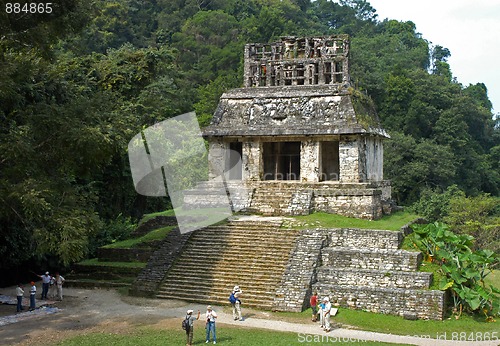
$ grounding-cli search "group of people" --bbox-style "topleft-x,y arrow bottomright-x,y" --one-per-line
309,291 -> 333,332
184,305 -> 218,346
15,271 -> 65,313
183,285 -> 243,346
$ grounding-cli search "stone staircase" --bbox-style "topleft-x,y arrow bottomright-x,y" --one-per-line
248,182 -> 311,215
312,228 -> 445,320
156,216 -> 301,309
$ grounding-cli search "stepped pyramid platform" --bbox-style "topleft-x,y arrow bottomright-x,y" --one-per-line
130,215 -> 444,320
311,227 -> 445,320
155,216 -> 300,309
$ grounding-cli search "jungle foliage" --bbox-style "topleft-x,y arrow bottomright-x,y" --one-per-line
0,0 -> 498,270
408,223 -> 499,319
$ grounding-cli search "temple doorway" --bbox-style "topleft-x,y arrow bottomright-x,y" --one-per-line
263,142 -> 300,180
226,142 -> 243,180
320,141 -> 340,181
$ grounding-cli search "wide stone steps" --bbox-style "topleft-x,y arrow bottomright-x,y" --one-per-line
177,251 -> 292,263
156,291 -> 274,309
316,267 -> 432,289
248,188 -> 297,215
188,231 -> 298,243
156,217 -> 300,309
321,247 -> 422,272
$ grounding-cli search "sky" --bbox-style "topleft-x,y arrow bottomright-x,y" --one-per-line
367,0 -> 500,114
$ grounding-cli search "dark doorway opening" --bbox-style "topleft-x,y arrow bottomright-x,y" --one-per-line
263,142 -> 300,180
227,142 -> 243,180
320,141 -> 340,181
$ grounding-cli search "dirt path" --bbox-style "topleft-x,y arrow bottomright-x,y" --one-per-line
0,286 -> 497,346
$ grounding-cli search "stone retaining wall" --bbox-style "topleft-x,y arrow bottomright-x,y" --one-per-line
273,229 -> 326,312
317,268 -> 432,289
325,228 -> 403,250
321,248 -> 422,272
312,284 -> 445,320
273,226 -> 444,319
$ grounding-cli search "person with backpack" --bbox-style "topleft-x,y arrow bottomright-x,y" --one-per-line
229,285 -> 243,321
183,309 -> 200,346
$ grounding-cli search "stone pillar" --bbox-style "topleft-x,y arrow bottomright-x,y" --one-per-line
243,140 -> 262,181
364,136 -> 384,182
339,136 -> 361,182
300,140 -> 320,182
208,138 -> 226,180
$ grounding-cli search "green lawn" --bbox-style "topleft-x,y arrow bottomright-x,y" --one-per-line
77,258 -> 146,269
271,306 -> 499,341
56,324 -> 410,346
102,225 -> 175,249
286,210 -> 419,231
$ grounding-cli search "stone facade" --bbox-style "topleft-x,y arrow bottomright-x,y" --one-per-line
197,35 -> 392,220
274,226 -> 445,320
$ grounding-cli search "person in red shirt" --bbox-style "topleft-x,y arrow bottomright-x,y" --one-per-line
310,291 -> 318,322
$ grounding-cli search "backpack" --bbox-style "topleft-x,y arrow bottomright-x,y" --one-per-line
229,292 -> 237,304
182,316 -> 190,332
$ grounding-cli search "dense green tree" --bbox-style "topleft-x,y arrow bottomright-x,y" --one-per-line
1,0 -> 499,271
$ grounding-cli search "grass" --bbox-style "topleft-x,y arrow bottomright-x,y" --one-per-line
56,324 -> 410,346
485,270 -> 499,289
102,225 -> 176,249
77,258 -> 146,269
286,210 -> 419,231
272,307 -> 499,340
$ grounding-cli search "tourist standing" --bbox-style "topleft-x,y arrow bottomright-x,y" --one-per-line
205,305 -> 217,344
322,297 -> 332,332
234,291 -> 243,321
184,309 -> 200,346
54,272 -> 65,301
48,275 -> 56,299
310,291 -> 318,322
29,281 -> 36,310
16,284 -> 24,312
37,272 -> 51,300
318,299 -> 325,328
230,285 -> 243,321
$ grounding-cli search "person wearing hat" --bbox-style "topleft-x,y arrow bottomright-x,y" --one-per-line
205,305 -> 218,344
36,271 -> 51,300
184,309 -> 200,346
322,297 -> 332,332
29,281 -> 36,311
230,285 -> 243,321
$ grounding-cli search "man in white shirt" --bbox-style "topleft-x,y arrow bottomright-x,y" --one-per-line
37,271 -> 51,300
323,297 -> 332,332
29,281 -> 36,311
54,272 -> 65,301
205,305 -> 218,344
16,284 -> 24,312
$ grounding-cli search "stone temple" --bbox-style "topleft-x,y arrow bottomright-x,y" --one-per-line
130,36 -> 445,321
201,35 -> 392,219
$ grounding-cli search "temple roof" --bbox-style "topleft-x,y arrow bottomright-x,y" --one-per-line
203,36 -> 388,138
203,85 -> 388,138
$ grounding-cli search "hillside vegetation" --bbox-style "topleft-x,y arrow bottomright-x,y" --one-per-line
0,0 -> 498,274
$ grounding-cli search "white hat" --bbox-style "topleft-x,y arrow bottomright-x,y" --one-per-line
233,285 -> 240,291
45,272 -> 49,275
323,297 -> 329,302
207,305 -> 212,310
187,309 -> 193,314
